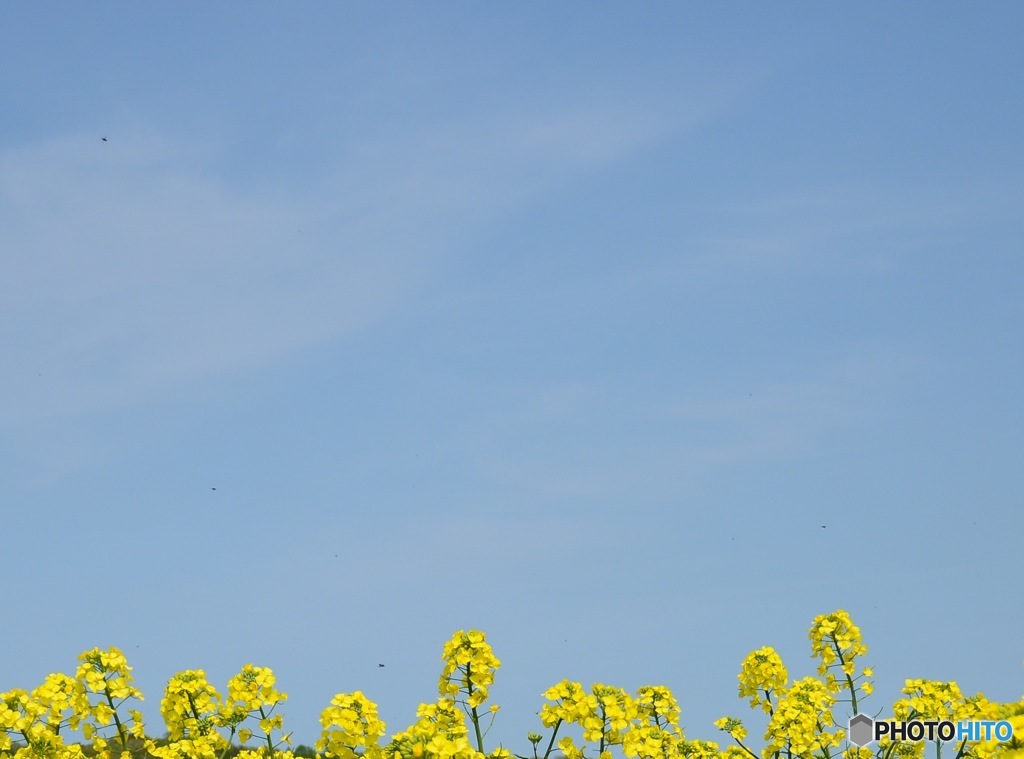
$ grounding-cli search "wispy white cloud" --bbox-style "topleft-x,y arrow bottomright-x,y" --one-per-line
2,135 -> 389,426
0,101 -> 692,434
464,348 -> 918,504
692,182 -> 1006,272
664,347 -> 920,464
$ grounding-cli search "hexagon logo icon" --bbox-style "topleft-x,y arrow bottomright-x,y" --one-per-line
849,714 -> 875,747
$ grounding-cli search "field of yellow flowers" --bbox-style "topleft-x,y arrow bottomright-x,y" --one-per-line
2,611 -> 1021,759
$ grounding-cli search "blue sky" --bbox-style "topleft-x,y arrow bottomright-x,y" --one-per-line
2,2 -> 1023,752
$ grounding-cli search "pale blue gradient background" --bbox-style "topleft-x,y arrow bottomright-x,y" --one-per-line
2,2 -> 1022,751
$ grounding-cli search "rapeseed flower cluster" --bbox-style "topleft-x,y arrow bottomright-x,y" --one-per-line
2,686 -> 88,759
160,670 -> 222,738
711,718 -> 745,745
540,682 -> 597,732
1,690 -> 33,741
626,689 -> 688,759
157,663 -> 292,759
383,698 -> 480,759
874,679 -> 1003,759
635,688 -> 681,731
74,647 -> 147,759
226,667 -> 285,717
763,677 -> 842,758
7,718 -> 87,759
676,738 -> 721,759
152,670 -> 227,759
320,633 -> 511,759
541,682 -> 694,759
438,630 -> 503,754
317,691 -> 386,759
808,611 -> 872,709
620,725 -> 682,759
737,647 -> 788,714
591,686 -> 637,748
892,680 -> 995,724
28,675 -> 88,735
4,610 -> 1024,759
0,647 -> 147,759
978,696 -> 1024,759
440,632 -> 501,712
225,665 -> 289,752
719,611 -> 875,759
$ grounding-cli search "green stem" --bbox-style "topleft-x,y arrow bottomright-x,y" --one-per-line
733,738 -> 761,759
831,637 -> 859,715
104,683 -> 130,753
218,727 -> 237,759
186,693 -> 201,727
471,704 -> 485,755
814,718 -> 835,759
542,719 -> 563,759
258,706 -> 276,758
465,665 -> 485,754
